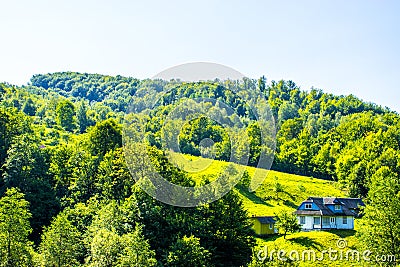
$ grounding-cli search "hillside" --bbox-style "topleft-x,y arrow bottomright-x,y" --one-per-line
237,169 -> 344,217
174,153 -> 344,215
177,154 -> 367,266
1,73 -> 399,266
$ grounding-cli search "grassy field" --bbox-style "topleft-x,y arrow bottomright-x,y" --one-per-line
254,229 -> 368,266
171,153 -> 369,266
169,152 -> 345,215
236,168 -> 345,217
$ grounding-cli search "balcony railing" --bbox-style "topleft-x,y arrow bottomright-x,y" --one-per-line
313,224 -> 337,229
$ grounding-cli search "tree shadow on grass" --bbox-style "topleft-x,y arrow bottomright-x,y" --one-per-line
328,229 -> 356,239
257,234 -> 280,242
236,185 -> 273,206
284,191 -> 297,201
282,200 -> 298,209
287,236 -> 323,250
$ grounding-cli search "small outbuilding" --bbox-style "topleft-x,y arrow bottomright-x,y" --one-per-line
250,216 -> 277,235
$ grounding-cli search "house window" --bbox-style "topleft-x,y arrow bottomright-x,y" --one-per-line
300,216 -> 305,224
313,217 -> 320,225
305,203 -> 312,209
330,217 -> 336,224
322,217 -> 329,225
269,223 -> 273,229
335,205 -> 341,210
343,216 -> 348,224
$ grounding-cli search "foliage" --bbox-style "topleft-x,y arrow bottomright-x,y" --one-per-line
166,235 -> 212,267
1,134 -> 59,241
358,166 -> 400,264
274,210 -> 301,239
87,228 -> 122,267
117,226 -> 157,267
0,107 -> 32,171
55,99 -> 76,132
88,118 -> 122,157
0,188 -> 33,267
273,178 -> 284,200
39,213 -> 83,267
76,100 -> 95,133
96,148 -> 133,201
179,116 -> 230,161
0,72 -> 399,266
128,149 -> 255,266
85,199 -> 156,267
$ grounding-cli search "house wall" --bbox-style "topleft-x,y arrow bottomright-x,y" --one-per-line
251,218 -> 262,234
297,215 -> 354,230
250,218 -> 275,235
262,223 -> 275,235
298,215 -> 317,230
336,216 -> 354,229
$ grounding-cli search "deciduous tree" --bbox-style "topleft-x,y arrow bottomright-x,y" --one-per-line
0,188 -> 33,267
39,213 -> 83,267
274,210 -> 301,239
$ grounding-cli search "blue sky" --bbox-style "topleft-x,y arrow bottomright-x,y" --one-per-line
1,0 -> 399,111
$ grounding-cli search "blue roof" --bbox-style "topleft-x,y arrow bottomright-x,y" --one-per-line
252,216 -> 275,224
295,197 -> 365,216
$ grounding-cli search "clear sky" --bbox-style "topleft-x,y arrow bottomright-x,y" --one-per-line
1,0 -> 399,111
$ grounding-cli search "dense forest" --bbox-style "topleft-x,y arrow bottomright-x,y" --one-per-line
0,72 -> 399,266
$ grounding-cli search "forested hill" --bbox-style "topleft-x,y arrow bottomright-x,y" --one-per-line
2,72 -> 400,265
3,71 -> 400,200
29,72 -> 388,114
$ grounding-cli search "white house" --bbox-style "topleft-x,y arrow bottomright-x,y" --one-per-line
294,197 -> 364,230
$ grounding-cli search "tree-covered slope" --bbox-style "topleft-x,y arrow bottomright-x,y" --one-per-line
16,72 -> 400,199
1,72 -> 400,266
